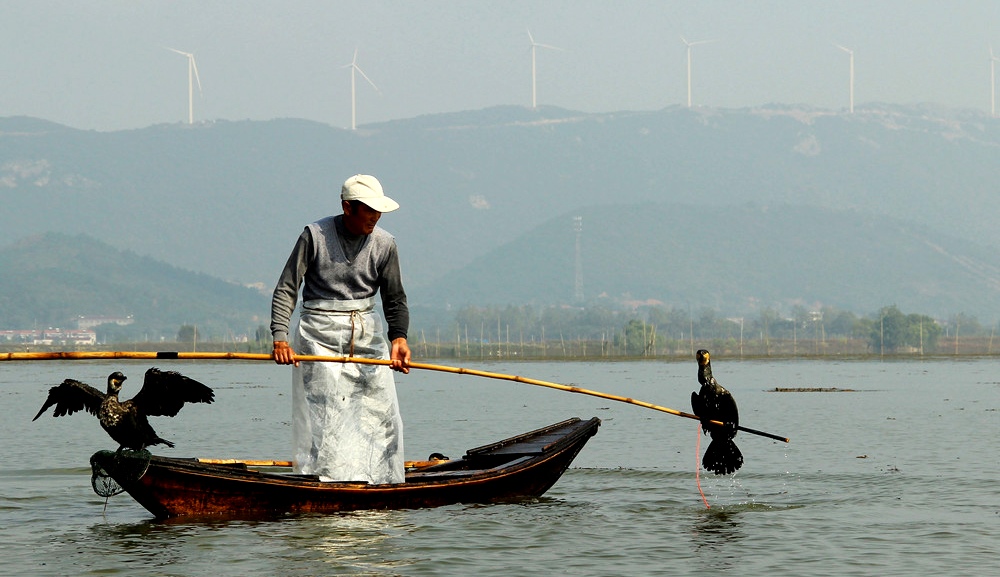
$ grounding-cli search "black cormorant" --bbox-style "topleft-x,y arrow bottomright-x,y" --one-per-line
32,368 -> 214,450
691,349 -> 743,475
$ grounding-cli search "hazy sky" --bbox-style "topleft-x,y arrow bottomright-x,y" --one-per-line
4,1 -> 1000,131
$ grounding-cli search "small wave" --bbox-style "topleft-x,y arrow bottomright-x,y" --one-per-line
569,467 -> 692,480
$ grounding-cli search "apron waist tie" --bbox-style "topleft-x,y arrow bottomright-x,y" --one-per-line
348,310 -> 364,357
301,299 -> 374,358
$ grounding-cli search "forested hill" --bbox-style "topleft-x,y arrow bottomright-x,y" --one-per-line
0,233 -> 268,338
417,202 -> 1000,320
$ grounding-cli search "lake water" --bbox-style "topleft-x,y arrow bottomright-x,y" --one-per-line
1,356 -> 996,576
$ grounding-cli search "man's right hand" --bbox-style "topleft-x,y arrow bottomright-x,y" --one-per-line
273,340 -> 299,366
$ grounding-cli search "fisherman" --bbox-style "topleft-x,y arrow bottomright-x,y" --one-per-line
270,174 -> 411,484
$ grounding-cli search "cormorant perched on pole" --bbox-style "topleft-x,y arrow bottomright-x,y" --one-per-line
691,349 -> 743,475
33,368 -> 214,450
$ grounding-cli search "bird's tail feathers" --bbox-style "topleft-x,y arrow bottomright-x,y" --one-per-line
702,438 -> 743,475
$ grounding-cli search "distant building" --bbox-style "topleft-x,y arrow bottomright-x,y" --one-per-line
76,315 -> 134,330
0,328 -> 97,346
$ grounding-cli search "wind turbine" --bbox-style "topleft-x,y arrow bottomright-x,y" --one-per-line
680,36 -> 716,108
166,48 -> 202,124
343,48 -> 380,130
835,44 -> 854,114
528,30 -> 563,109
990,44 -> 1000,117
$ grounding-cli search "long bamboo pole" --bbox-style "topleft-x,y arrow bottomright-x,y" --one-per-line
194,458 -> 448,469
2,351 -> 788,442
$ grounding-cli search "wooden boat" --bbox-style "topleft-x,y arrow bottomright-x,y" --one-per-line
90,416 -> 601,519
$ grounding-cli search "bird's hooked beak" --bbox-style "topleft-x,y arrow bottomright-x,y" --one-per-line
107,372 -> 127,394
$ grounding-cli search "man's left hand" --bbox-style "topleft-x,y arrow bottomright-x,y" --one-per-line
390,337 -> 411,374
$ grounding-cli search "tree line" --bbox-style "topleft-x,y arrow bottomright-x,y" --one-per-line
417,303 -> 989,356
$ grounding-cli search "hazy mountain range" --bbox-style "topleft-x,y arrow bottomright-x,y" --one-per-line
3,103 -> 1000,329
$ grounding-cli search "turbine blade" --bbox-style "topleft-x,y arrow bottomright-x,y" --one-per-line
682,37 -> 716,47
191,56 -> 203,93
166,47 -> 192,57
354,65 -> 381,94
528,30 -> 562,50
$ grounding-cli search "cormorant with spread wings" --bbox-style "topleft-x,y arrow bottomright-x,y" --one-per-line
32,368 -> 214,450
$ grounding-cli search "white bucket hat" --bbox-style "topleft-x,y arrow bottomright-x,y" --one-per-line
341,174 -> 399,213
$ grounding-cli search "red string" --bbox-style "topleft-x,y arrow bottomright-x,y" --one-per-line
696,423 -> 710,509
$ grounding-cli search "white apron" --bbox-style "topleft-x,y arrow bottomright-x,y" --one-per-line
291,297 -> 404,484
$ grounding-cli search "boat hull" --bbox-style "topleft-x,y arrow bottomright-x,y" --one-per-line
92,417 -> 600,519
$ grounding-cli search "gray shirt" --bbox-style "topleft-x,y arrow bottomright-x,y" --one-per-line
270,215 -> 409,343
